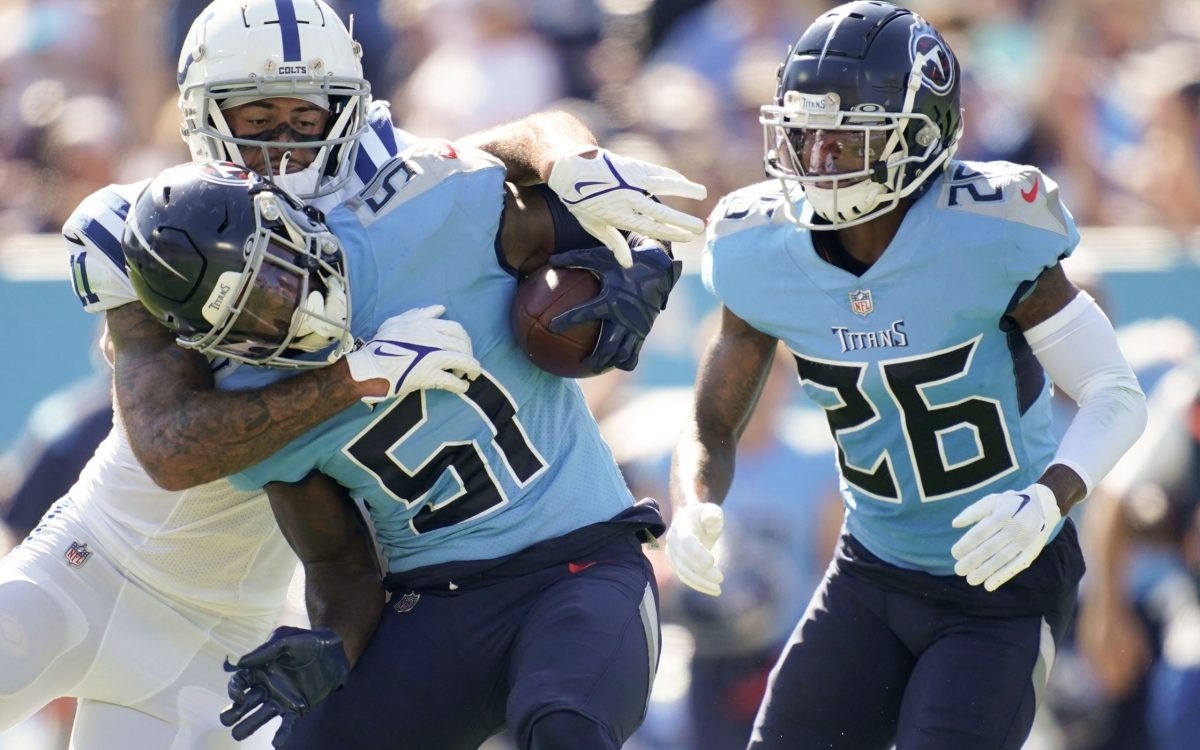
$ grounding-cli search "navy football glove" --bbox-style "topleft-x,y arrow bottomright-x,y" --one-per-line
548,239 -> 683,373
219,626 -> 350,748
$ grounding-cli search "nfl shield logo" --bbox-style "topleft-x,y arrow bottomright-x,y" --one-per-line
64,541 -> 92,568
393,591 -> 421,613
849,289 -> 874,317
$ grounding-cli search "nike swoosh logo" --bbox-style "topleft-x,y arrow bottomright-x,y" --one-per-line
1011,494 -> 1031,517
567,561 -> 598,574
571,179 -> 611,198
370,342 -> 417,358
1020,180 -> 1039,203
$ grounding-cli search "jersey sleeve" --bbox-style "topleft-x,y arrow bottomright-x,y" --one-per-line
350,99 -> 417,187
1006,166 -> 1080,285
229,441 -> 319,491
62,182 -> 148,313
230,460 -> 283,491
939,161 -> 1080,286
701,181 -> 784,303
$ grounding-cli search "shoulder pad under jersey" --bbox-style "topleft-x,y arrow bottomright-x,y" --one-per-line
349,99 -> 416,188
707,179 -> 791,241
344,139 -> 504,223
936,160 -> 1073,237
62,180 -> 149,313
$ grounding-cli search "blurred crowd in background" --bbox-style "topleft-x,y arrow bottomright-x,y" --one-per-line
2,0 -> 1200,238
1,0 -> 1199,748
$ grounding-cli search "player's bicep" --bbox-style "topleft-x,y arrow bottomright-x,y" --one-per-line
265,473 -> 376,571
499,183 -> 556,274
107,303 -> 213,429
1006,263 -> 1082,332
691,306 -> 779,439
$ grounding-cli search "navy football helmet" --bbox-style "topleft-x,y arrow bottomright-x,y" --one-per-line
122,161 -> 352,368
761,1 -> 963,228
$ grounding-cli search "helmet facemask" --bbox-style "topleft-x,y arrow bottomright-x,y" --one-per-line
162,185 -> 353,368
185,83 -> 369,199
762,86 -> 956,230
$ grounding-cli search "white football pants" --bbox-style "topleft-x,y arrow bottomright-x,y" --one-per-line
0,501 -> 278,749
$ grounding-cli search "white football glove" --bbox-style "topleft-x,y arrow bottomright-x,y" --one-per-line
950,483 -> 1061,592
548,145 -> 707,268
344,305 -> 481,404
665,502 -> 726,596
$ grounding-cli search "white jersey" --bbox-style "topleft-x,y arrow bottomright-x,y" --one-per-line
57,101 -> 415,615
65,413 -> 293,618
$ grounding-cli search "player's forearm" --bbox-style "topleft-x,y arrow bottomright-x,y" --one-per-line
1036,463 -> 1088,517
121,358 -> 365,490
109,302 -> 371,489
669,425 -> 738,515
456,110 -> 597,186
1025,292 -> 1148,510
304,561 -> 384,667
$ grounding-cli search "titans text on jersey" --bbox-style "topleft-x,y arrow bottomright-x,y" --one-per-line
832,319 -> 909,353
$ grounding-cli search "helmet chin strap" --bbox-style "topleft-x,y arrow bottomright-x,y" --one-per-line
292,274 -> 350,354
270,152 -> 325,199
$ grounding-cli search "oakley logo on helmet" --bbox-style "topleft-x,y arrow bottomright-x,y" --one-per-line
909,27 -> 955,96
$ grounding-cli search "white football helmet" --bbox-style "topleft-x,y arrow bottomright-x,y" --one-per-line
177,0 -> 371,199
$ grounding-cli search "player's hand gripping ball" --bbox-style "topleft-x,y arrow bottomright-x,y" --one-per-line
512,239 -> 682,378
511,265 -> 603,378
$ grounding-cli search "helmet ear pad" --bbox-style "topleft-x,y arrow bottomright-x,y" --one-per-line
133,226 -> 210,327
123,165 -> 265,333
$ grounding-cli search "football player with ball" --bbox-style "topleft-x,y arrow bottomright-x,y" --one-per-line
121,132 -> 696,748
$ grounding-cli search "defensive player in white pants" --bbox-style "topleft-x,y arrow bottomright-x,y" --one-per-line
0,1 -> 707,747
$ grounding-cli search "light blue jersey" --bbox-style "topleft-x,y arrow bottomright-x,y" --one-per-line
229,141 -> 634,573
703,160 -> 1080,574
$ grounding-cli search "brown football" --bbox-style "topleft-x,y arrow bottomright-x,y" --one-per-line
511,265 -> 603,378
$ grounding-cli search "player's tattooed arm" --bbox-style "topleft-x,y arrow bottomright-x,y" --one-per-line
108,303 -> 370,490
456,110 -> 597,186
266,473 -> 383,667
670,306 -> 779,518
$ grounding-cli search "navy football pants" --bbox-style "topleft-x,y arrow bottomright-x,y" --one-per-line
749,529 -> 1080,750
283,532 -> 659,750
